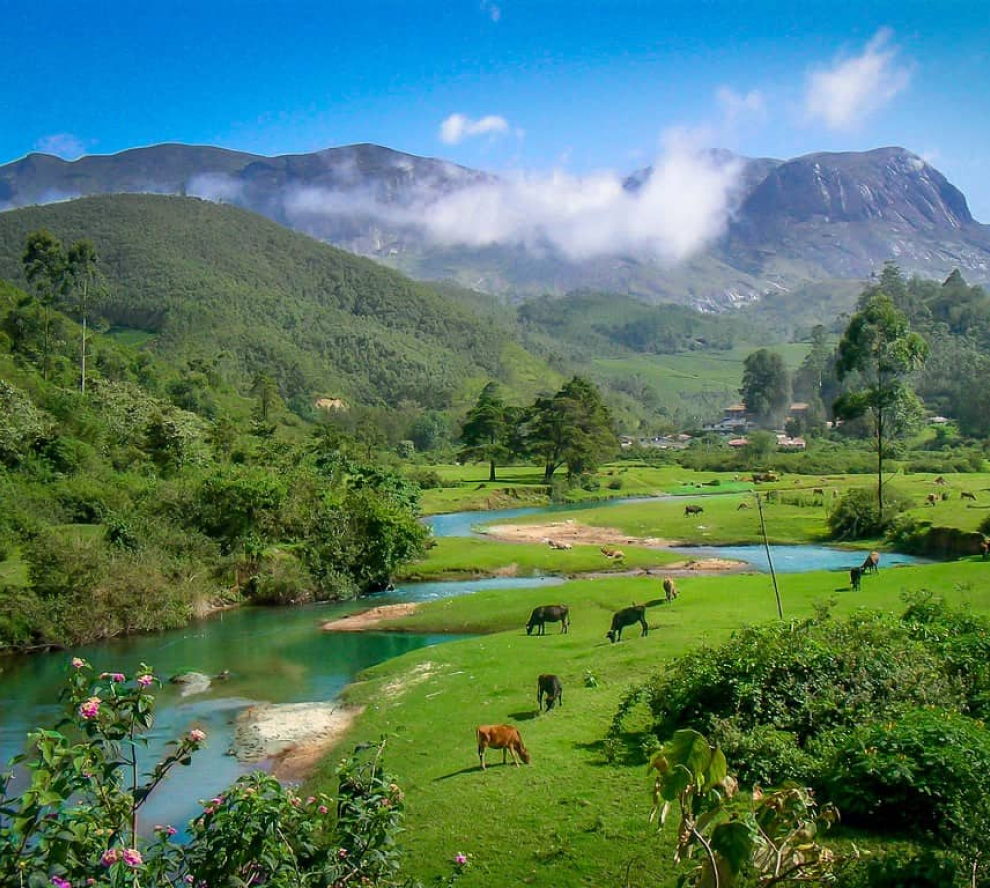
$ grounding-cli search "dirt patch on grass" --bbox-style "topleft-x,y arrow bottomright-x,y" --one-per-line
483,520 -> 680,548
382,661 -> 439,699
322,603 -> 419,632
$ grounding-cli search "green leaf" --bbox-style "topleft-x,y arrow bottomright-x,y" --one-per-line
710,819 -> 754,874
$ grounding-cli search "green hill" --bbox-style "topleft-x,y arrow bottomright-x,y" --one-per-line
0,194 -> 540,410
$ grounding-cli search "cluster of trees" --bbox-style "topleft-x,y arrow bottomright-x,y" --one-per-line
459,377 -> 617,484
0,236 -> 431,650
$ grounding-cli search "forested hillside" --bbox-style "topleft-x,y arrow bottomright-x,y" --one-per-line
0,195 -> 536,411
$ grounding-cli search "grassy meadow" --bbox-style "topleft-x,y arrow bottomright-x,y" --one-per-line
310,558 -> 990,887
306,464 -> 990,886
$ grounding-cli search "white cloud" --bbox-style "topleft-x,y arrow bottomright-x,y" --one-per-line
285,134 -> 742,264
804,29 -> 911,130
480,1 -> 501,22
33,133 -> 87,159
716,87 -> 767,127
439,113 -> 510,144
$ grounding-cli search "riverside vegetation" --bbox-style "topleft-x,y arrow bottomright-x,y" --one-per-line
4,217 -> 990,885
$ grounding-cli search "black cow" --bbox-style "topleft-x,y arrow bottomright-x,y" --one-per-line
526,605 -> 570,636
537,674 -> 563,711
606,605 -> 648,643
684,504 -> 704,517
850,565 -> 864,591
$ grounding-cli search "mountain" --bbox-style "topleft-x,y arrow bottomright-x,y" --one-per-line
0,194 -> 549,410
2,142 -> 989,310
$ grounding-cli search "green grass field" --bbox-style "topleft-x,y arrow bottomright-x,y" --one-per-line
310,558 -> 990,887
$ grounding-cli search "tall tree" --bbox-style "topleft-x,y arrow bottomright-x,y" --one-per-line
459,381 -> 512,481
740,349 -> 791,428
834,291 -> 929,521
524,377 -> 616,484
66,239 -> 100,393
21,230 -> 69,380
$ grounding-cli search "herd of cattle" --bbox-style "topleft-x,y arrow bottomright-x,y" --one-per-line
479,576 -> 681,769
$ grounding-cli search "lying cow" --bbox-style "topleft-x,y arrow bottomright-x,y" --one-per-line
547,539 -> 573,550
862,551 -> 880,574
526,604 -> 570,636
662,576 -> 678,603
476,724 -> 530,769
606,604 -> 648,643
537,674 -> 563,712
684,504 -> 704,517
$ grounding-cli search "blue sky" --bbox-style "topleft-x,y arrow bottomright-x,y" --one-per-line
3,0 -> 990,219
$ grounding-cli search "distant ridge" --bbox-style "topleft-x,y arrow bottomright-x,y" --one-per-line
2,141 -> 989,307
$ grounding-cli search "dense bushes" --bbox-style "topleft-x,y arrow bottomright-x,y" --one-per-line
608,597 -> 990,871
827,486 -> 913,539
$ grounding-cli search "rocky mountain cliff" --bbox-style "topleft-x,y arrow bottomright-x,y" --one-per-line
2,142 -> 988,308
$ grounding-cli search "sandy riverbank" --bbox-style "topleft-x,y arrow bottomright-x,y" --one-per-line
321,602 -> 420,632
233,701 -> 366,781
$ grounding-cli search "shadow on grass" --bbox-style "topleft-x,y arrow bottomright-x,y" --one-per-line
507,709 -> 539,721
433,761 -> 530,781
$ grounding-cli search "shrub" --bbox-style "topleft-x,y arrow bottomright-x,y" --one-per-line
249,551 -> 317,604
825,707 -> 990,847
0,662 -> 433,887
827,486 -> 913,540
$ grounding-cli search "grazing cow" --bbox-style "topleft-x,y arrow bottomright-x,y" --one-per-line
812,487 -> 825,497
962,491 -> 977,501
606,605 -> 648,643
925,493 -> 938,506
537,674 -> 563,712
476,725 -> 530,769
600,546 -> 625,560
662,576 -> 678,603
547,539 -> 573,550
526,604 -> 570,636
850,566 -> 864,591
737,501 -> 750,510
684,504 -> 704,517
862,551 -> 880,574
934,476 -> 947,486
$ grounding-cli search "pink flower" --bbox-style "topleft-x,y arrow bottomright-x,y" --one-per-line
318,805 -> 328,815
455,853 -> 468,866
155,824 -> 177,837
306,795 -> 316,804
188,728 -> 206,743
71,657 -> 85,669
338,848 -> 348,859
121,848 -> 142,867
184,878 -> 194,885
50,877 -> 71,888
100,848 -> 119,867
79,697 -> 101,720
137,674 -> 154,687
100,672 -> 126,682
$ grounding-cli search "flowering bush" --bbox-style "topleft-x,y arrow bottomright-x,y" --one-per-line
0,661 -> 456,887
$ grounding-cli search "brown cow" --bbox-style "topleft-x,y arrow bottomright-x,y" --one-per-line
476,724 -> 530,769
662,576 -> 678,603
862,551 -> 880,574
537,674 -> 563,712
925,493 -> 938,506
934,476 -> 947,486
547,539 -> 573,550
737,501 -> 750,510
601,546 -> 625,560
684,504 -> 704,517
812,487 -> 825,497
961,491 -> 977,501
